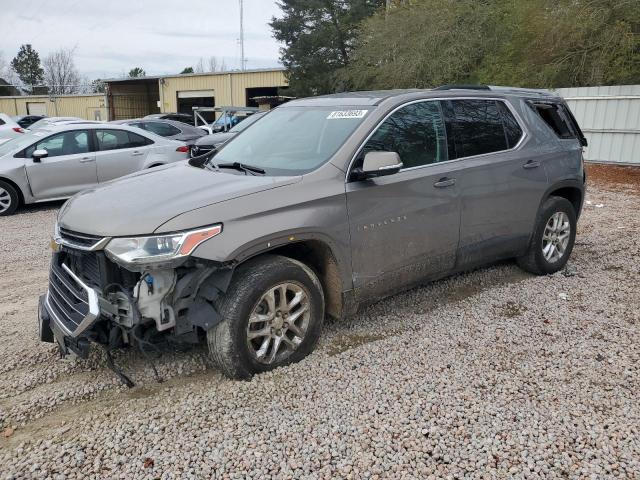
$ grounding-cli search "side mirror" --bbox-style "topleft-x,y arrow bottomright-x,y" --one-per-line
32,149 -> 49,163
361,151 -> 402,178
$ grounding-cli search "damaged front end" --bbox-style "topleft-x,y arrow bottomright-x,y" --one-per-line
38,224 -> 232,381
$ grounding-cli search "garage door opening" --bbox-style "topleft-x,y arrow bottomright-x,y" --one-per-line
178,90 -> 215,123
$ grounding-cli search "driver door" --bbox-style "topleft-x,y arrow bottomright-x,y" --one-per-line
24,129 -> 97,199
346,100 -> 462,302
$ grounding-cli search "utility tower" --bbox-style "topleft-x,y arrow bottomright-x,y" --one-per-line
239,0 -> 246,71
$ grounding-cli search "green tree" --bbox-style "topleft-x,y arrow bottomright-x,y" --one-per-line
11,44 -> 44,93
270,0 -> 384,96
476,0 -> 640,88
344,0 -> 639,90
344,0 -> 488,90
180,67 -> 194,74
128,67 -> 146,78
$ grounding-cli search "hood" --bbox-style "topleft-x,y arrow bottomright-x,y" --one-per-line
59,162 -> 301,236
195,131 -> 236,147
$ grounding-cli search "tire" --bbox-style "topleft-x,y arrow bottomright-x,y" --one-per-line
207,255 -> 325,379
0,180 -> 19,216
517,196 -> 577,275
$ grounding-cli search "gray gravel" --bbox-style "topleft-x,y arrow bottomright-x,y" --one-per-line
0,184 -> 639,479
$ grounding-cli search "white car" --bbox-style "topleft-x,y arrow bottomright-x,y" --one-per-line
0,113 -> 25,145
27,116 -> 84,130
0,123 -> 190,215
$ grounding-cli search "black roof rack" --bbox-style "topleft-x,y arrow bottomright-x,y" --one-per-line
433,84 -> 491,91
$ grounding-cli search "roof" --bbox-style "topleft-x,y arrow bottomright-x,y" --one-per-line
102,67 -> 286,84
284,86 -> 560,107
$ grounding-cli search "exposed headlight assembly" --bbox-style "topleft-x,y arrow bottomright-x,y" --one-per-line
105,224 -> 222,268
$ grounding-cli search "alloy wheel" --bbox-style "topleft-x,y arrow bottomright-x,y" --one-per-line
542,211 -> 571,263
0,187 -> 12,214
246,282 -> 311,365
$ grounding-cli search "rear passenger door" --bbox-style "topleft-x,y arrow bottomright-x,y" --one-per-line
346,101 -> 463,302
92,129 -> 153,182
443,99 -> 547,268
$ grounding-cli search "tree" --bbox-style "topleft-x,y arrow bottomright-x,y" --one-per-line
270,0 -> 384,96
11,44 -> 44,93
43,47 -> 82,95
180,67 -> 194,74
343,0 -> 640,90
90,78 -> 105,94
128,67 -> 145,78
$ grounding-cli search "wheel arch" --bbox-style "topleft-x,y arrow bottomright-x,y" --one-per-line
0,176 -> 25,206
543,179 -> 584,218
233,237 -> 348,320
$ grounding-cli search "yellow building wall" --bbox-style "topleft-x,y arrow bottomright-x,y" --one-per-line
0,94 -> 107,120
160,70 -> 288,112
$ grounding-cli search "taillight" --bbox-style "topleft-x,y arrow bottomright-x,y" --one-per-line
12,127 -> 25,133
176,146 -> 189,153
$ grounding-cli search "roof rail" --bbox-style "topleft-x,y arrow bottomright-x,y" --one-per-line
433,84 -> 491,91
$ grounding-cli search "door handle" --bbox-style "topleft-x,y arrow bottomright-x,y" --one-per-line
131,151 -> 144,156
79,157 -> 95,163
523,160 -> 541,169
433,177 -> 456,188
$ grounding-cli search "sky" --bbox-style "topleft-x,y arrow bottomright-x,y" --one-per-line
0,0 -> 283,81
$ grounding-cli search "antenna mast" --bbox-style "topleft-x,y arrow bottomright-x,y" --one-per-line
239,0 -> 245,70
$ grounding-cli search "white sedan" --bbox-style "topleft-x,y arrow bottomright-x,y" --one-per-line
0,113 -> 25,145
0,123 -> 190,215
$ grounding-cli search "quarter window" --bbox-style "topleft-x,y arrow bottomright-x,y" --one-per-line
95,129 -> 151,151
445,99 -> 508,158
361,101 -> 448,169
529,102 -> 575,139
25,130 -> 89,158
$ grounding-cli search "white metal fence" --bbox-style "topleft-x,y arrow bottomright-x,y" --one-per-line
553,85 -> 640,165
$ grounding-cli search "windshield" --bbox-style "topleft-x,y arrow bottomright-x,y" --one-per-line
0,130 -> 50,156
212,107 -> 369,175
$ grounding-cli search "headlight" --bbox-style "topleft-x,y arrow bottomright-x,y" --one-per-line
105,224 -> 222,267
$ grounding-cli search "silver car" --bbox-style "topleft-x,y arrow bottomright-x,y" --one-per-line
0,124 -> 190,215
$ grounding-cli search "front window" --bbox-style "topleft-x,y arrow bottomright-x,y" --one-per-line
25,130 -> 90,158
212,107 -> 369,175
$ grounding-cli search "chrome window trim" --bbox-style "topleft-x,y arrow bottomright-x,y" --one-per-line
345,96 -> 528,182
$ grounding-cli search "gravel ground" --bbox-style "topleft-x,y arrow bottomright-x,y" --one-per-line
0,167 -> 639,479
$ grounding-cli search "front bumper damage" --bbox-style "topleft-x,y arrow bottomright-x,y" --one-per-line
38,246 -> 234,362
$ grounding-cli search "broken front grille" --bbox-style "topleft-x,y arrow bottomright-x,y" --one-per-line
58,227 -> 105,250
47,262 -> 99,337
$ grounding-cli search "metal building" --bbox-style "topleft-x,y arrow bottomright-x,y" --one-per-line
554,85 -> 640,165
104,68 -> 288,121
0,93 -> 108,120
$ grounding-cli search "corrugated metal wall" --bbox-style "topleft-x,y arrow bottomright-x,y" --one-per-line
0,94 -> 108,120
161,69 -> 288,112
554,85 -> 640,165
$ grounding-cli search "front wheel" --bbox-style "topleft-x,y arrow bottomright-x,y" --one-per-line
517,196 -> 577,275
0,180 -> 19,216
207,255 -> 325,379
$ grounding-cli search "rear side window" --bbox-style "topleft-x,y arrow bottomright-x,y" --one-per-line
497,101 -> 523,148
361,101 -> 448,169
95,129 -> 151,151
529,102 -> 574,139
143,121 -> 181,137
444,99 -> 508,158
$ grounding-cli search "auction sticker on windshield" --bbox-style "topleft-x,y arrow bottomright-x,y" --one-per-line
327,110 -> 368,120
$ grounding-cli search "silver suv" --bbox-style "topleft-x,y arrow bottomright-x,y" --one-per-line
38,87 -> 587,381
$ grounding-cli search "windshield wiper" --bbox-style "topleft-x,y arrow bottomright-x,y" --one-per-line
216,162 -> 265,175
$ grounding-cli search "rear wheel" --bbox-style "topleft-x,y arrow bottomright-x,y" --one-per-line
207,255 -> 325,379
0,180 -> 19,216
517,196 -> 576,275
